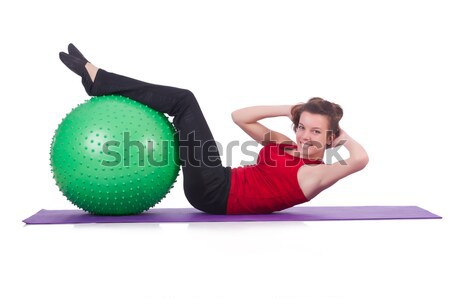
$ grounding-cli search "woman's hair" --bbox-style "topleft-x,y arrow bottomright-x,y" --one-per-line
290,97 -> 343,149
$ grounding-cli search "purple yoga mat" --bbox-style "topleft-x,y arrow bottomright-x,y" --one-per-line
23,206 -> 441,225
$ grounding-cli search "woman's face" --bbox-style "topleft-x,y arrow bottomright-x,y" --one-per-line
295,111 -> 332,160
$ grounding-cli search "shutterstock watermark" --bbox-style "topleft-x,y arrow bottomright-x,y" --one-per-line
99,131 -> 347,167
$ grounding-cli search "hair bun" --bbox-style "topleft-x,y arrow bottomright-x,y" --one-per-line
333,103 -> 343,121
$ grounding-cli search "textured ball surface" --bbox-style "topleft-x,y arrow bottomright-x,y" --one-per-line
50,95 -> 180,215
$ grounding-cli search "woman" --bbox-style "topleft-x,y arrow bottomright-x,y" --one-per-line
59,44 -> 369,215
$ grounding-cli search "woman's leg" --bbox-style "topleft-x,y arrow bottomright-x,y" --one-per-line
60,51 -> 231,214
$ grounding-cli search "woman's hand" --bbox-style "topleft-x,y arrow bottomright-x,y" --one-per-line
331,128 -> 348,148
286,105 -> 294,121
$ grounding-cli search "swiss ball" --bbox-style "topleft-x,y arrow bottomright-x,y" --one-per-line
50,95 -> 180,215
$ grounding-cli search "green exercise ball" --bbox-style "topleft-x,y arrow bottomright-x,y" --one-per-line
50,95 -> 180,215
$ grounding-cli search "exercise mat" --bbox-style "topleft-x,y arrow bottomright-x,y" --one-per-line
23,206 -> 441,225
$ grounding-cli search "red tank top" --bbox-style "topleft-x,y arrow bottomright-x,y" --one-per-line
226,141 -> 324,214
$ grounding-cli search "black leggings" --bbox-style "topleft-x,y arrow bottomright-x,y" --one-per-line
82,69 -> 231,214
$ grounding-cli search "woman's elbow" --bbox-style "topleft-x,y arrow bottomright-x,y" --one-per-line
357,153 -> 369,170
232,110 -> 249,124
231,111 -> 241,123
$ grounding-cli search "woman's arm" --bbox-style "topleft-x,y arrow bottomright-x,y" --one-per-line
299,129 -> 369,199
316,129 -> 369,188
231,105 -> 294,145
231,105 -> 293,123
332,129 -> 369,167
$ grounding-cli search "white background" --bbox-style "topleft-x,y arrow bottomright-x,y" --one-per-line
1,0 -> 449,297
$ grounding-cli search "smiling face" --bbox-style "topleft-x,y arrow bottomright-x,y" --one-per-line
295,111 -> 333,160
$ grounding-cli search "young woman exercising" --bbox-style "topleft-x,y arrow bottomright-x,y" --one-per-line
59,44 -> 369,215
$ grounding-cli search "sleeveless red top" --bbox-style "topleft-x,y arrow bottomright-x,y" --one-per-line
226,142 -> 324,214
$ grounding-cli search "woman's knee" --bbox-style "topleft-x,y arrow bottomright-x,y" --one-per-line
179,89 -> 199,107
